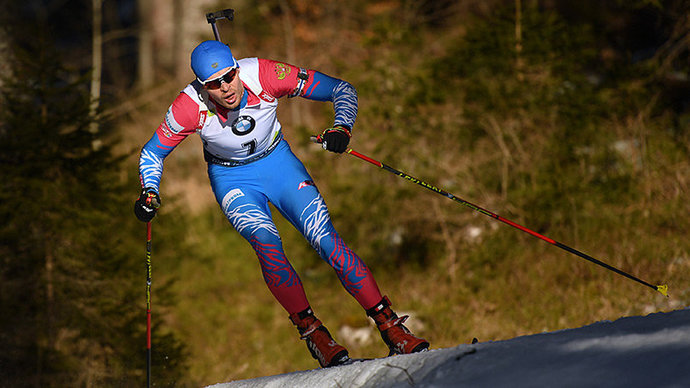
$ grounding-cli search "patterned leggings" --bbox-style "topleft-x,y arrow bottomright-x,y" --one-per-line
208,139 -> 382,313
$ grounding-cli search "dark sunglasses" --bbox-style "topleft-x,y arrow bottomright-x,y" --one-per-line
202,68 -> 237,89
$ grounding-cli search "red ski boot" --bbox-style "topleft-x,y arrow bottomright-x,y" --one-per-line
289,307 -> 350,367
366,296 -> 430,355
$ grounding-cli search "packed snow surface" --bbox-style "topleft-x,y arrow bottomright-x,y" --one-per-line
207,308 -> 690,388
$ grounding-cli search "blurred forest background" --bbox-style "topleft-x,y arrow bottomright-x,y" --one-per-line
1,0 -> 689,387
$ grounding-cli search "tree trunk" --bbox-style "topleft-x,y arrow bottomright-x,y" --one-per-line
138,0 -> 154,88
173,0 -> 186,78
90,0 -> 102,137
515,0 -> 524,81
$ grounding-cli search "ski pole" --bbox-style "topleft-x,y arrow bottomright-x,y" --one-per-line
146,221 -> 153,388
311,136 -> 668,297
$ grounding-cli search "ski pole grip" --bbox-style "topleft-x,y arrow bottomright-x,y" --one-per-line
309,135 -> 328,150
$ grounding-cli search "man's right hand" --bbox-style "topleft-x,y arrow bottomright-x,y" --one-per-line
134,188 -> 161,222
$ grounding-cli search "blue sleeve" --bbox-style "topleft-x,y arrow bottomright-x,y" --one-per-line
138,133 -> 177,192
302,71 -> 358,130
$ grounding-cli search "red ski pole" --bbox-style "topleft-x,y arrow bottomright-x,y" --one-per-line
311,136 -> 668,297
146,221 -> 152,387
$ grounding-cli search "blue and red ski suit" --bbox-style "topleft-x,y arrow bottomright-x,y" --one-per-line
138,58 -> 383,313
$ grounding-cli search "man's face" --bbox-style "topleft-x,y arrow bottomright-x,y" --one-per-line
203,67 -> 243,110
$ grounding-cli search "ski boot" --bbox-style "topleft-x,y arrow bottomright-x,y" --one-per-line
289,307 -> 350,367
366,296 -> 430,355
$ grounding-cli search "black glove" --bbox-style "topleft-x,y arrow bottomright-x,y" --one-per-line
134,188 -> 161,222
319,126 -> 351,153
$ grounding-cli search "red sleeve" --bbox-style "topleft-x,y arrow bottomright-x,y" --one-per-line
257,58 -> 316,99
155,92 -> 202,147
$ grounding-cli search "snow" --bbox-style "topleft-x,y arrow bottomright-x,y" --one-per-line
206,308 -> 690,388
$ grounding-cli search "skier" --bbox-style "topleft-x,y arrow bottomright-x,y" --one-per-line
134,40 -> 429,367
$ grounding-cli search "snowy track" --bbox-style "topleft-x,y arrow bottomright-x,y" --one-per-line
207,308 -> 690,388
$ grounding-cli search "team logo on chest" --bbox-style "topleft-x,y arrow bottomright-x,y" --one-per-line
231,115 -> 256,136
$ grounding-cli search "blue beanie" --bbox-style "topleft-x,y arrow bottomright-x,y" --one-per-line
191,40 -> 239,82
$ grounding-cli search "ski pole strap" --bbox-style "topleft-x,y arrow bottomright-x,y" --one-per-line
320,126 -> 352,138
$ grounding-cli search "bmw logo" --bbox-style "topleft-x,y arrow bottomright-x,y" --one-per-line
232,115 -> 256,136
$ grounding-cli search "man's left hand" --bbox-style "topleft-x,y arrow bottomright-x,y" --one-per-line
319,126 -> 351,153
